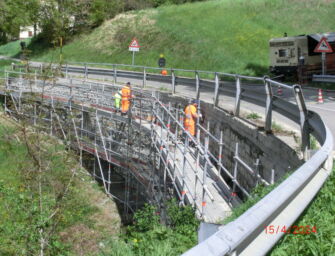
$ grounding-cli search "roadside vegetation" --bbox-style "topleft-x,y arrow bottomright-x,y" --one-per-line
0,59 -> 15,78
271,164 -> 335,255
101,201 -> 199,256
0,114 -> 121,255
223,163 -> 335,255
0,113 -> 199,255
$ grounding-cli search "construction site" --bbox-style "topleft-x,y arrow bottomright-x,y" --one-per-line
0,63 -> 295,223
0,61 -> 332,255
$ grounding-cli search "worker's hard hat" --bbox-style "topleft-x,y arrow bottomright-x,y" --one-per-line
192,99 -> 199,105
160,54 -> 164,58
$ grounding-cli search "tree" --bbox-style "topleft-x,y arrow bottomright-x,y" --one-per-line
0,0 -> 40,44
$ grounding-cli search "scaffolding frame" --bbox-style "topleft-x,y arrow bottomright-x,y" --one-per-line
1,70 -> 274,222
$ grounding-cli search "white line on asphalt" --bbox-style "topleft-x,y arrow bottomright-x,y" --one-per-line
307,105 -> 335,112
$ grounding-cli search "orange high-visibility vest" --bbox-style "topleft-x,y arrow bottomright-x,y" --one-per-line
121,85 -> 131,113
184,104 -> 197,136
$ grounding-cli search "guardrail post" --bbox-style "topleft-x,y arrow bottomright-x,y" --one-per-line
84,63 -> 88,80
113,64 -> 117,85
195,71 -> 200,100
65,64 -> 68,79
234,75 -> 241,116
264,76 -> 273,133
293,84 -> 310,159
171,69 -> 176,94
143,67 -> 147,88
213,72 -> 219,107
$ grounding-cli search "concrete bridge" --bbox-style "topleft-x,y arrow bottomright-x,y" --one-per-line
1,63 -> 333,255
2,74 -> 244,223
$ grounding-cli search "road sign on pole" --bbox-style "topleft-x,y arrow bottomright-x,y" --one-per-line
314,37 -> 333,53
129,38 -> 141,65
314,37 -> 333,75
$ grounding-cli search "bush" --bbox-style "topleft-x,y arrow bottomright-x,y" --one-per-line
103,199 -> 200,256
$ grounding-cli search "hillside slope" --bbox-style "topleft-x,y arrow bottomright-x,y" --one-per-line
0,114 -> 121,255
20,0 -> 334,76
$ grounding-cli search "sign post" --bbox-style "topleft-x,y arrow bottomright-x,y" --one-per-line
314,37 -> 333,75
129,38 -> 140,65
322,52 -> 326,75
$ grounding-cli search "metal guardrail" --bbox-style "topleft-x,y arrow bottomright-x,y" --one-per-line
313,74 -> 335,83
11,62 -> 334,255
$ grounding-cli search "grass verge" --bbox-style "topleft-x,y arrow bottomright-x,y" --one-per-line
0,113 -> 121,255
1,0 -> 335,77
0,112 -> 199,255
222,162 -> 335,255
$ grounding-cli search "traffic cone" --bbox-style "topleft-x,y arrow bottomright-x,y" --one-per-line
277,86 -> 282,96
318,89 -> 324,104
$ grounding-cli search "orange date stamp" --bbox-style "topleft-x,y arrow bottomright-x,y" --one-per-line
264,225 -> 317,235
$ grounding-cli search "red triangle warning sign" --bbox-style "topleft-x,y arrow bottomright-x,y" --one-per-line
314,37 -> 333,53
129,38 -> 140,48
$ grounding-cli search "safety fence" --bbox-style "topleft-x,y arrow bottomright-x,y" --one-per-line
7,62 -> 334,255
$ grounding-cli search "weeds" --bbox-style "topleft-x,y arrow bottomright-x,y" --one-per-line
310,135 -> 319,150
246,112 -> 261,120
272,122 -> 284,133
271,164 -> 335,255
100,199 -> 199,256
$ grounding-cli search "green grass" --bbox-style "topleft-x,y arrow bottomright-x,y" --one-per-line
222,163 -> 335,255
0,115 -> 199,255
271,164 -> 335,255
223,172 -> 292,225
0,59 -> 15,78
0,38 -> 31,57
246,112 -> 261,120
0,117 -> 120,255
100,200 -> 199,256
0,0 -> 333,77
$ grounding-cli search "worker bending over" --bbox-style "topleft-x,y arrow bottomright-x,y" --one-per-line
184,99 -> 201,137
121,82 -> 132,114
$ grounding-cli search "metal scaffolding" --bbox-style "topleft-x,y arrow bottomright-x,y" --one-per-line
1,70 -> 275,223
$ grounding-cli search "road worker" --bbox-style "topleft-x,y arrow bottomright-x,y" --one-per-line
184,99 -> 201,137
114,90 -> 122,111
121,82 -> 132,114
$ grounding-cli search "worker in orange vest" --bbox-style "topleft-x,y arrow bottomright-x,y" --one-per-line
184,99 -> 201,137
121,82 -> 132,114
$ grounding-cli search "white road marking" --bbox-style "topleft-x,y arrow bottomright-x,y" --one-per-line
307,104 -> 335,112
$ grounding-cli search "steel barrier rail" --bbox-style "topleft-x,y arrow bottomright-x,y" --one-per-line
313,74 -> 335,83
183,116 -> 333,255
11,62 -> 334,254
